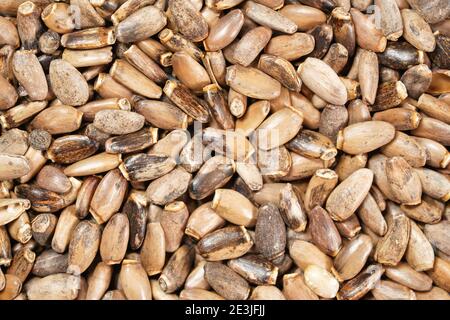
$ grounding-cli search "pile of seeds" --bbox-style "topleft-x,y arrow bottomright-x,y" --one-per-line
0,0 -> 449,300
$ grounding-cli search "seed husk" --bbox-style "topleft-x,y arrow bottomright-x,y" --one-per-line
282,272 -> 319,300
160,201 -> 189,253
254,203 -> 286,261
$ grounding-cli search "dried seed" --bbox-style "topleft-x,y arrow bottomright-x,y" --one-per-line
265,32 -> 315,62
64,152 -> 120,176
414,167 -> 450,201
282,272 -> 319,300
326,168 -> 374,221
185,202 -> 225,241
289,240 -> 333,271
49,59 -> 90,106
134,99 -> 188,130
32,250 -> 68,277
350,8 -> 387,52
41,3 -> 76,34
105,128 -> 158,154
378,41 -> 424,70
333,234 -> 373,282
204,9 -> 244,51
279,4 -> 326,31
255,203 -> 286,261
372,280 -> 416,300
85,262 -> 112,301
52,205 -> 79,254
31,213 -> 57,246
212,189 -> 258,227
116,6 -> 166,43
12,50 -> 48,101
119,259 -> 152,300
337,264 -> 385,300
204,261 -> 250,300
381,131 -> 427,168
68,220 -> 101,275
160,201 -> 189,253
374,203 -> 411,266
26,273 -> 80,300
99,213 -> 129,265
28,129 -> 51,152
159,245 -> 195,293
385,262 -> 432,292
228,255 -> 278,285
358,194 -> 387,236
0,154 -> 30,181
123,191 -> 147,251
307,23 -> 333,59
89,169 -> 128,224
385,156 -> 422,205
141,222 -> 166,276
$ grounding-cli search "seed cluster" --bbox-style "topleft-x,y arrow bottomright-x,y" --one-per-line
0,0 -> 449,301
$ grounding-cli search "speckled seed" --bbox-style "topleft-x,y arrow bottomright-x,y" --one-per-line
49,59 -> 90,106
93,110 -> 145,135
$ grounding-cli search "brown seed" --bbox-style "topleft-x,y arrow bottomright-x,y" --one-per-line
385,262 -> 432,292
282,272 -> 319,300
298,58 -> 347,105
203,84 -> 235,130
160,201 -> 189,253
337,264 -> 385,300
7,248 -> 35,284
123,44 -> 167,84
89,169 -> 127,224
358,50 -> 379,105
163,80 -> 210,123
119,153 -> 176,183
385,156 -> 422,205
64,152 -> 120,177
25,273 -> 80,300
0,100 -> 48,130
279,4 -> 326,32
414,137 -> 450,169
51,205 -> 79,253
49,59 -> 89,106
0,198 -> 30,227
31,213 -> 57,246
41,3 -> 76,34
358,193 -> 387,236
212,189 -> 258,227
68,220 -> 101,275
309,206 -> 342,256
204,261 -> 250,300
99,213 -> 129,265
185,202 -> 225,241
258,54 -> 301,92
333,234 -> 373,282
243,1 -> 297,34
378,42 -> 424,70
122,191 -> 147,251
265,32 -> 315,62
423,221 -> 450,257
28,129 -> 50,152
326,168 -> 374,221
375,0 -> 403,41
414,167 -> 450,201
159,245 -> 195,293
336,121 -> 395,154
307,23 -> 333,59
93,109 -> 145,135
169,0 -> 209,42
235,162 -> 263,191
429,34 -> 450,69
85,262 -> 112,301
109,59 -> 162,99
115,6 -> 166,43
14,184 -> 64,213
12,50 -> 48,101
145,166 -> 191,205
250,285 -> 285,300
134,99 -> 188,130
416,94 -> 450,125
372,107 -> 421,131
189,155 -> 235,200
350,8 -> 387,52
94,73 -> 134,101
289,239 -> 333,271
30,105 -> 83,135
0,16 -> 19,47
401,9 -> 435,52
226,65 -> 281,100
228,255 -> 278,285
412,116 -> 450,146
140,222 -> 166,276
416,286 -> 450,300
426,257 -> 450,292
32,250 -> 68,277
374,203 -> 411,266
372,280 -> 416,300
381,132 -> 427,168
185,260 -> 210,290
0,154 -> 30,181
204,9 -> 244,51
304,265 -> 339,299
119,259 -> 152,300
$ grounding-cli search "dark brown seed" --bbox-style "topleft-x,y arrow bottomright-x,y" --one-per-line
159,245 -> 195,293
122,191 -> 147,251
307,24 -> 333,59
337,264 -> 385,300
28,129 -> 51,151
120,153 -> 177,182
146,167 -> 192,206
204,262 -> 250,300
15,184 -> 65,213
255,203 -> 286,262
75,176 -> 100,219
197,226 -> 253,261
32,250 -> 68,277
309,206 -> 342,257
378,42 -> 424,70
228,255 -> 278,285
429,34 -> 450,69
